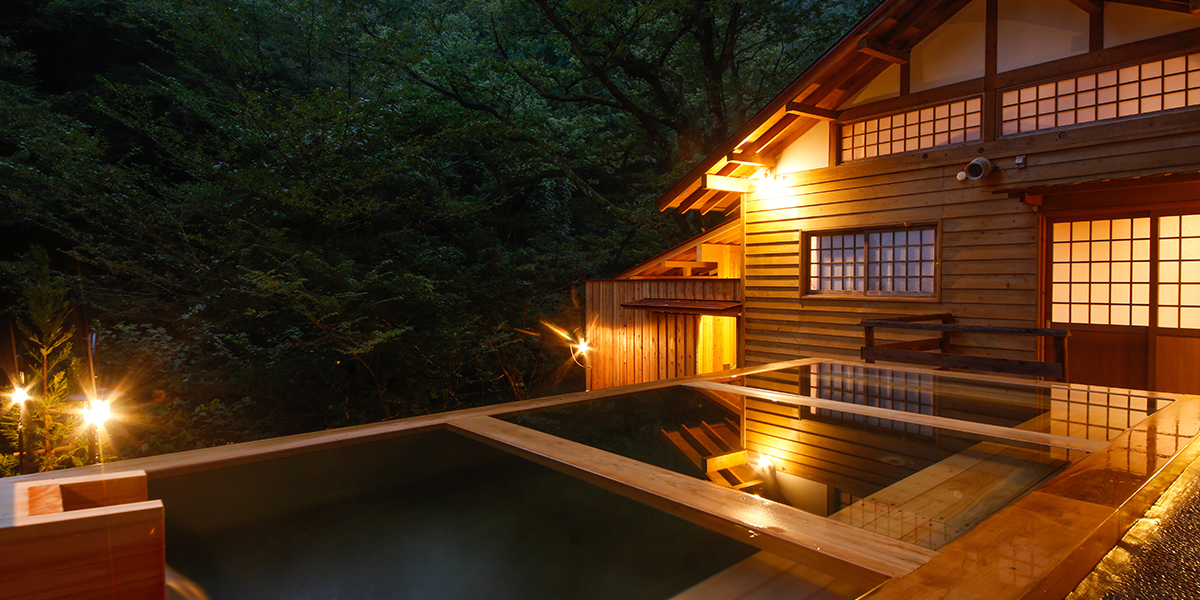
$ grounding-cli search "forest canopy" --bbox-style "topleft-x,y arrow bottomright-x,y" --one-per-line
0,0 -> 877,471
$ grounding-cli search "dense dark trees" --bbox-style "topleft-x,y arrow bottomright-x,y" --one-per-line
0,0 -> 875,469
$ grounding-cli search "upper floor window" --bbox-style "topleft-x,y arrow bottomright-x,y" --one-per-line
840,97 -> 982,162
1000,53 -> 1200,136
806,225 -> 937,297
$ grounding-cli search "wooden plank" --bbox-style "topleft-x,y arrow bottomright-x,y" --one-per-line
662,429 -> 705,469
683,425 -> 726,457
705,449 -> 750,472
858,320 -> 1067,336
704,174 -> 752,193
448,415 -> 939,579
784,102 -> 841,121
687,381 -> 1107,452
0,500 -> 165,600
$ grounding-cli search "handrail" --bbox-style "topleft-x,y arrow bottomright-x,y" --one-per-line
861,313 -> 1069,381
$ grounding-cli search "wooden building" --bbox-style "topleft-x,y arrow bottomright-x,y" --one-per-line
587,0 -> 1200,394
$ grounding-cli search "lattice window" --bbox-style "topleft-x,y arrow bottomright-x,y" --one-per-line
808,226 -> 936,297
1001,53 -> 1200,135
809,363 -> 935,436
1158,214 -> 1200,329
1051,218 -> 1151,326
810,232 -> 864,292
841,97 -> 982,162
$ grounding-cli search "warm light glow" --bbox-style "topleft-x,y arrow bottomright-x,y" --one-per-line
541,320 -> 575,343
83,400 -> 111,426
11,387 -> 29,405
574,340 -> 590,356
756,454 -> 774,470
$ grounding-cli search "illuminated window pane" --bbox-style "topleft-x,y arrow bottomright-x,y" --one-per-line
809,225 -> 936,297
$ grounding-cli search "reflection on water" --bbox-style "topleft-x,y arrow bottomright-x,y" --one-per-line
504,365 -> 1132,550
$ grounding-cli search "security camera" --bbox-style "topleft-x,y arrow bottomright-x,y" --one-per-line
957,157 -> 993,181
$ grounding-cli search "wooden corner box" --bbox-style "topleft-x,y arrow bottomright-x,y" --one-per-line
1,471 -> 165,600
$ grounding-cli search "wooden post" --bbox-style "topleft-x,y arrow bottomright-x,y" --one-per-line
940,314 -> 955,354
864,324 -> 876,364
1054,334 -> 1069,382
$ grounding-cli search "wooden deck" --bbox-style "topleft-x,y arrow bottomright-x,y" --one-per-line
2,357 -> 1197,600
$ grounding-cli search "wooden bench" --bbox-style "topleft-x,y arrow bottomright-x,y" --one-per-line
861,313 -> 1069,381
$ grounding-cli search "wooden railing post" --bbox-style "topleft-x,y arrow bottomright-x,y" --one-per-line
864,324 -> 876,364
1054,334 -> 1069,382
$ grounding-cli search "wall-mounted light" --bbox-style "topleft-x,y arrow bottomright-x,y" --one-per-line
956,157 -> 993,181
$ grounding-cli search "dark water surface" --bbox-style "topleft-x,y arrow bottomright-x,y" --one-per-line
153,431 -> 756,600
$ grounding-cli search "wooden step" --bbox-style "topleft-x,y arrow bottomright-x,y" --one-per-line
661,429 -> 704,469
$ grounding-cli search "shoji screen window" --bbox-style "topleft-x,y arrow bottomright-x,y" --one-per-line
1159,215 -> 1200,329
1050,218 -> 1151,326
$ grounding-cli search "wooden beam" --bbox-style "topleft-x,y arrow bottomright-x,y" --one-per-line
1192,0 -> 1200,16
785,101 -> 841,121
726,151 -> 776,167
857,38 -> 910,64
1066,0 -> 1103,15
1107,0 -> 1190,13
701,173 -> 751,193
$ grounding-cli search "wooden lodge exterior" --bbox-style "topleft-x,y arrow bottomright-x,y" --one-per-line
587,0 -> 1200,394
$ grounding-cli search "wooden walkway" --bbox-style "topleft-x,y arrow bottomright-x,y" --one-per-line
828,441 -> 1066,549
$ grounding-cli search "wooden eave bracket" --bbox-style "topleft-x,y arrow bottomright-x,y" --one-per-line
785,102 -> 840,121
856,38 -> 910,65
1192,0 -> 1200,17
702,173 -> 751,193
727,150 -> 776,168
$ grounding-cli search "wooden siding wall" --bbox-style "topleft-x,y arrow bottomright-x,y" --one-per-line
743,110 -> 1200,368
586,279 -> 741,390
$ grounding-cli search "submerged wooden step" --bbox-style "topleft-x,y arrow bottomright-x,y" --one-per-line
662,420 -> 763,491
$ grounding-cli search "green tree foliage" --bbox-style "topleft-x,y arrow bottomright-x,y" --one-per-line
4,247 -> 90,472
0,0 -> 875,456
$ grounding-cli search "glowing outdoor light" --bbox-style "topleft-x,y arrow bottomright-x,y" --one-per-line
83,400 -> 111,427
83,399 -> 111,465
11,385 -> 29,475
573,339 -> 590,357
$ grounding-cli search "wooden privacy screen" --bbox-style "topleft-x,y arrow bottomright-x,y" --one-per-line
0,471 -> 166,600
585,279 -> 740,390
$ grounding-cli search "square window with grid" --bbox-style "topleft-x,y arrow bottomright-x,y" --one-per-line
809,363 -> 935,437
1001,53 -> 1200,136
809,226 -> 936,297
841,97 -> 982,162
1050,218 -> 1151,326
1158,214 -> 1200,329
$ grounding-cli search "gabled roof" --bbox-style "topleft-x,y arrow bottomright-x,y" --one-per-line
657,0 -> 1200,214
